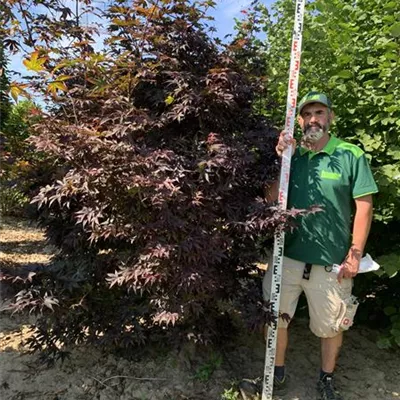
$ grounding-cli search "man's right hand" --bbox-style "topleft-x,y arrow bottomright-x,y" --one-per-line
276,131 -> 297,157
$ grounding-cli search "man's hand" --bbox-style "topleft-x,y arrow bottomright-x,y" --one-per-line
337,248 -> 361,283
266,131 -> 297,202
276,131 -> 297,157
337,196 -> 374,283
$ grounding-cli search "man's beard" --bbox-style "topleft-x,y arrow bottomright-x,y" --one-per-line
301,122 -> 327,145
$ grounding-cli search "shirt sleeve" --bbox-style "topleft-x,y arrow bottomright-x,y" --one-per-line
351,153 -> 379,198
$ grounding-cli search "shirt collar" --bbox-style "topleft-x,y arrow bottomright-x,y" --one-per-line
298,135 -> 340,156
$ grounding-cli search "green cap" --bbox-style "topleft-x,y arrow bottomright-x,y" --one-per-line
298,91 -> 332,114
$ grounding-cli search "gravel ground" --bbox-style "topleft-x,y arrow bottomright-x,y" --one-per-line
0,218 -> 399,400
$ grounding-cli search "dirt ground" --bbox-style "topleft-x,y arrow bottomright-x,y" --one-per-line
1,218 -> 399,400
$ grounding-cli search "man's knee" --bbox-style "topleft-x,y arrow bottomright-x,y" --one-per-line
310,318 -> 349,338
263,323 -> 289,340
263,320 -> 290,340
311,324 -> 343,338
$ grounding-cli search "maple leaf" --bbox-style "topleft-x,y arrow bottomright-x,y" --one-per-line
165,95 -> 175,105
9,82 -> 30,102
23,51 -> 48,72
43,294 -> 59,311
47,80 -> 68,95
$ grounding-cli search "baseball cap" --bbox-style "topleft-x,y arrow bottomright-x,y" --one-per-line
298,91 -> 332,114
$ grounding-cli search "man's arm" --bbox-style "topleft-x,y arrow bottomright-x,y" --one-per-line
338,194 -> 374,281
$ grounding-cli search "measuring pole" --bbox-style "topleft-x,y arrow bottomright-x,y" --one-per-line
262,1 -> 306,399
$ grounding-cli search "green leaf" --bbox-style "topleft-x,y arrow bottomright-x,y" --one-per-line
384,1 -> 397,10
336,84 -> 347,92
391,320 -> 400,328
164,95 -> 174,105
371,16 -> 382,24
387,149 -> 400,161
376,336 -> 392,349
389,23 -> 400,37
336,70 -> 353,79
384,51 -> 399,61
338,22 -> 350,30
337,55 -> 352,64
390,328 -> 400,338
381,117 -> 396,126
377,252 -> 400,278
364,79 -> 384,88
384,306 -> 397,316
383,16 -> 396,24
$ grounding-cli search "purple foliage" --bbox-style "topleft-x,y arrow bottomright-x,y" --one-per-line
0,0 -> 309,359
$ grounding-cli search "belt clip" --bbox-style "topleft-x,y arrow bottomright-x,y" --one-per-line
325,265 -> 333,273
303,263 -> 312,280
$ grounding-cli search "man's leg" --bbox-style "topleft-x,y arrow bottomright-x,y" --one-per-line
238,328 -> 289,399
238,258 -> 303,398
262,258 -> 304,379
305,266 -> 352,400
317,333 -> 344,400
276,327 -> 288,366
321,332 -> 343,373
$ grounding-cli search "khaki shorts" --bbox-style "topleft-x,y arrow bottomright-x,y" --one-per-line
262,256 -> 353,338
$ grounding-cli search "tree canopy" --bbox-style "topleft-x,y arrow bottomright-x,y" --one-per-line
259,0 -> 400,222
0,0 -> 298,360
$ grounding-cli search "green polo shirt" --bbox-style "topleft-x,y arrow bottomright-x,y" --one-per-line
284,135 -> 378,266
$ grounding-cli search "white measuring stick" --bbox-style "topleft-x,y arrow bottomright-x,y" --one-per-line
261,1 -> 306,399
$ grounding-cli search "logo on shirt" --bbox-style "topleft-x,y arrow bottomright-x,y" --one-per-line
321,170 -> 342,180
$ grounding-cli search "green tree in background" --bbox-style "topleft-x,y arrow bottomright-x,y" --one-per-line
236,0 -> 400,347
263,0 -> 400,223
2,100 -> 40,156
0,100 -> 43,217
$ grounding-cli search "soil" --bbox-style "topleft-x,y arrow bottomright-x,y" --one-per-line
0,218 -> 399,400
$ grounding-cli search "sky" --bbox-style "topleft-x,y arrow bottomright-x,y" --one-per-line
209,0 -> 274,38
8,0 -> 276,80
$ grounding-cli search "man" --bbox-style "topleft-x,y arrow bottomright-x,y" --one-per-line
240,92 -> 378,400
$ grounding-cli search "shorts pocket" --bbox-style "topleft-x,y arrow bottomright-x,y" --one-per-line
332,295 -> 359,332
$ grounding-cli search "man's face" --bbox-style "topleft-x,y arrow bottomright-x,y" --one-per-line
297,103 -> 333,144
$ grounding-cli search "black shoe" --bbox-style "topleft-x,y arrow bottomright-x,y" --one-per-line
273,375 -> 288,397
239,375 -> 288,400
317,376 -> 344,400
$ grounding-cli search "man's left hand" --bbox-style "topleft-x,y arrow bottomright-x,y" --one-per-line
337,251 -> 361,283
